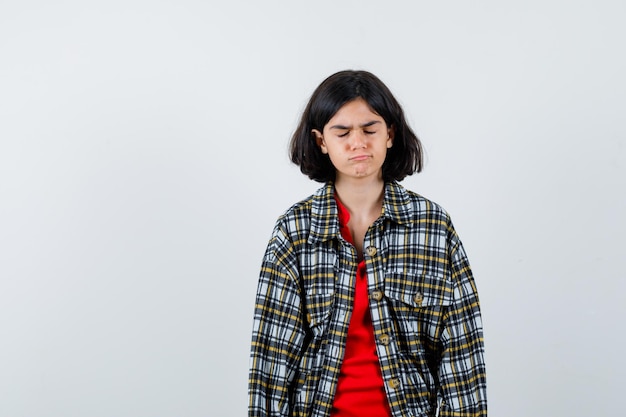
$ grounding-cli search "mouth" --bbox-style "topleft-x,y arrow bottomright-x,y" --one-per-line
350,155 -> 370,161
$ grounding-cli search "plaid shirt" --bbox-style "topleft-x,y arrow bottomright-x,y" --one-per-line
249,181 -> 487,417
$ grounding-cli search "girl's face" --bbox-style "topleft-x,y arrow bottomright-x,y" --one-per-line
312,98 -> 394,184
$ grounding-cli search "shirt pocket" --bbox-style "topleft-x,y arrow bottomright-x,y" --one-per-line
383,271 -> 454,356
304,291 -> 334,337
384,271 -> 453,401
384,270 -> 454,309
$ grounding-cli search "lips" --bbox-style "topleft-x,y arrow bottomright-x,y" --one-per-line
350,155 -> 370,161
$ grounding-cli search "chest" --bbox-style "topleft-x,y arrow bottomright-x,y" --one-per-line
298,221 -> 450,296
348,212 -> 382,260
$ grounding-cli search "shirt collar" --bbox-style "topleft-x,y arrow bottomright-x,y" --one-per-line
307,181 -> 415,245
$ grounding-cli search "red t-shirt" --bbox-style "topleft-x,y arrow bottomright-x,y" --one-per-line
331,197 -> 392,417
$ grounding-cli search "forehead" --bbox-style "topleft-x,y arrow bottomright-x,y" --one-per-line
327,98 -> 383,126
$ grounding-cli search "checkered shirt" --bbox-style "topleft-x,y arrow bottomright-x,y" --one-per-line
248,181 -> 487,417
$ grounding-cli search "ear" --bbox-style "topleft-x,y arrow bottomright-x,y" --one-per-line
312,129 -> 328,154
386,125 -> 395,148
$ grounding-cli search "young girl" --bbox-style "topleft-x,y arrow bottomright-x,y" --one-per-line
248,70 -> 487,417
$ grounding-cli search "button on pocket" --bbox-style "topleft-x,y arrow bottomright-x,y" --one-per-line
384,272 -> 453,308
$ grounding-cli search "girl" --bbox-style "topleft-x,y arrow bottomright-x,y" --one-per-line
248,70 -> 487,417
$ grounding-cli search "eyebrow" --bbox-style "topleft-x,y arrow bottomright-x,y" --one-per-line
329,120 -> 382,130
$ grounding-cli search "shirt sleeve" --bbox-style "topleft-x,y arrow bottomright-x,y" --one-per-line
248,225 -> 306,417
438,225 -> 488,417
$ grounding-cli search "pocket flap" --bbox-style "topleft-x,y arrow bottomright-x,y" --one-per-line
384,271 -> 453,308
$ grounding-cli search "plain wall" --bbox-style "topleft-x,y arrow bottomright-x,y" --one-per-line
1,1 -> 624,416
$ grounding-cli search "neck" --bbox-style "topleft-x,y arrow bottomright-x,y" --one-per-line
334,175 -> 385,216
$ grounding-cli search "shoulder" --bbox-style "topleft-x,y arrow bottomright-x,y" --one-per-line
274,192 -> 315,230
270,183 -> 331,241
395,185 -> 468,258
385,181 -> 452,227
406,188 -> 449,215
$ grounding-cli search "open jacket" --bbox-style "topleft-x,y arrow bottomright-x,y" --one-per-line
248,181 -> 487,417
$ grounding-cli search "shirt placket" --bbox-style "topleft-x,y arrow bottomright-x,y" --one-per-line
364,219 -> 409,417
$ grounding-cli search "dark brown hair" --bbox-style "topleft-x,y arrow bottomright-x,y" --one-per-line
289,70 -> 423,182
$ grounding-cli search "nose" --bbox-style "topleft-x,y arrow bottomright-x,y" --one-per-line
349,131 -> 366,149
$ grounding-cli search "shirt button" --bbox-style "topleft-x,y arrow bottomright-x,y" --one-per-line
365,246 -> 377,256
371,289 -> 384,301
414,291 -> 424,306
379,334 -> 390,345
389,378 -> 401,389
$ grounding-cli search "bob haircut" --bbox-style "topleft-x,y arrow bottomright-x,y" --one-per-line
290,70 -> 423,183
